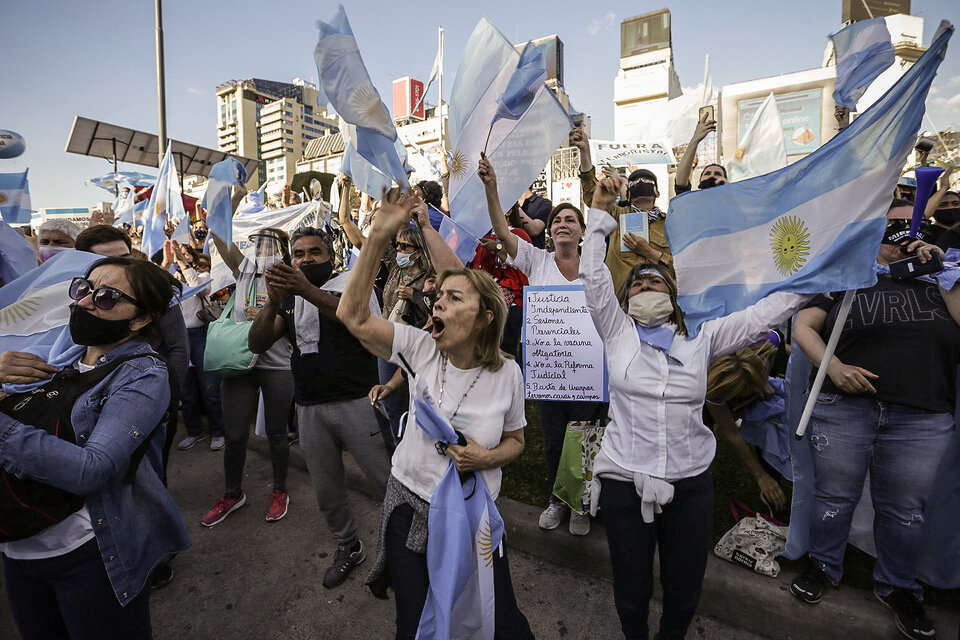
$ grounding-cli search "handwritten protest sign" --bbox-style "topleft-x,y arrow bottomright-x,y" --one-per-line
522,285 -> 607,402
589,139 -> 676,166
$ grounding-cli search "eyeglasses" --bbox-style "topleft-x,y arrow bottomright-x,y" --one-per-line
69,277 -> 141,310
393,241 -> 416,252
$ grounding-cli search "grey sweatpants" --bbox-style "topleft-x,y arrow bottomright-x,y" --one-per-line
297,397 -> 391,545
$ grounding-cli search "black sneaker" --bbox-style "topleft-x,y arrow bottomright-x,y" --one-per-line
322,540 -> 365,589
875,589 -> 936,639
151,562 -> 173,590
790,560 -> 828,604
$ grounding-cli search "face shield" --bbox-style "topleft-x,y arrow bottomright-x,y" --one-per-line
241,230 -> 284,275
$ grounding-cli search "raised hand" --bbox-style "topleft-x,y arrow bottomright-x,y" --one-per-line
592,172 -> 626,210
691,110 -> 717,144
477,153 -> 497,189
371,189 -> 416,237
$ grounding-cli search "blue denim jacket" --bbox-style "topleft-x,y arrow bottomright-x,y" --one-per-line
0,338 -> 191,605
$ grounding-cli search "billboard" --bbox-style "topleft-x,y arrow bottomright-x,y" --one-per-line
392,77 -> 425,121
842,0 -> 909,23
738,89 -> 823,156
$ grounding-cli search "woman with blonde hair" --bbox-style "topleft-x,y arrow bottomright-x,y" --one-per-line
338,191 -> 534,640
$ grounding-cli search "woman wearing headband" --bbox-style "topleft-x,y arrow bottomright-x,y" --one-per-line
581,174 -> 813,640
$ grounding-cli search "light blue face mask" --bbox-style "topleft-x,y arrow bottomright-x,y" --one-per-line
396,252 -> 417,268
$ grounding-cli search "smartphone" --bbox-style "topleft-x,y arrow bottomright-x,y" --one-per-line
699,105 -> 715,122
889,251 -> 943,280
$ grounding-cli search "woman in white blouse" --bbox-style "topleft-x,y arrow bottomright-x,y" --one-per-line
337,190 -> 534,640
479,153 -> 602,537
582,174 -> 812,640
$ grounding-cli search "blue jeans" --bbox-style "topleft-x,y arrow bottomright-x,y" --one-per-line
807,393 -> 954,596
3,539 -> 152,639
182,326 -> 224,438
599,471 -> 714,640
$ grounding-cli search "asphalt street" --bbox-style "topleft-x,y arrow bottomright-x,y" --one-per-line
0,439 -> 768,639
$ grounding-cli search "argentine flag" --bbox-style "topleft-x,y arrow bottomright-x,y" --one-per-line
446,19 -> 573,260
0,169 -> 31,224
314,5 -> 409,190
666,23 -> 953,338
831,17 -> 896,111
403,372 -> 503,640
142,143 -> 185,259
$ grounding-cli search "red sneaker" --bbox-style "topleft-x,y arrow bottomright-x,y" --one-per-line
265,490 -> 289,522
201,493 -> 246,527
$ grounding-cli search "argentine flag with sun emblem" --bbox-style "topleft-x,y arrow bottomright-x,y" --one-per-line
445,19 -> 573,259
665,22 -> 953,338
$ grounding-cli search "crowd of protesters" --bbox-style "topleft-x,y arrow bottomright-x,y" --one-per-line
1,115 -> 958,640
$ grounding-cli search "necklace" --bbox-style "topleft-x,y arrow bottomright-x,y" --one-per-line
439,356 -> 484,422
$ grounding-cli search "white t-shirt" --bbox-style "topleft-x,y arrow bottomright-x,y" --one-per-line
389,324 -> 526,502
0,363 -> 96,560
506,236 -> 581,287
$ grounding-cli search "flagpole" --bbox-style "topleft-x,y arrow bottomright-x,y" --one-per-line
155,0 -> 168,167
794,289 -> 855,439
438,25 -> 444,148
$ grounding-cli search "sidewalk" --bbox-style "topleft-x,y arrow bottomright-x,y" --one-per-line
252,437 -> 959,640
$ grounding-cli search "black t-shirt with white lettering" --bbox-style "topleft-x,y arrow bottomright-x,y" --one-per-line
809,277 -> 960,414
280,296 -> 379,406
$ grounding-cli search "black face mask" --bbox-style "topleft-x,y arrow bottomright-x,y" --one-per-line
698,177 -> 721,190
628,181 -> 657,200
68,304 -> 133,346
935,207 -> 960,226
300,261 -> 334,287
194,228 -> 207,241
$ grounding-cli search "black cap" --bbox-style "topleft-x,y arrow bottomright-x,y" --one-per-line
627,169 -> 658,187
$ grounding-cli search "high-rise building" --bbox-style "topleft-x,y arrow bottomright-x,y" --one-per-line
215,77 -> 337,188
613,9 -> 682,141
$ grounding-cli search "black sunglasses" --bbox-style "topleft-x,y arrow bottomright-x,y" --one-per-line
393,241 -> 416,252
69,277 -> 141,311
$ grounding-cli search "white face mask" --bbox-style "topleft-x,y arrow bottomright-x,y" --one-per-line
396,252 -> 417,268
627,291 -> 673,327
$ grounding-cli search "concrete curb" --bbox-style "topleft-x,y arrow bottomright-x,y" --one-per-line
250,437 -> 959,640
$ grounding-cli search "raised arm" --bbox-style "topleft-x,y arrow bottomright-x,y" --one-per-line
579,174 -> 634,342
924,167 -> 955,220
676,112 -> 716,191
438,146 -> 451,212
477,153 -> 518,259
412,200 -> 462,271
708,291 -> 814,359
337,175 -> 365,248
337,191 -> 418,360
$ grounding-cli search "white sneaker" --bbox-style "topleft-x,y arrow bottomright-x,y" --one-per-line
177,435 -> 205,450
538,503 -> 568,530
209,436 -> 225,451
569,511 -> 590,536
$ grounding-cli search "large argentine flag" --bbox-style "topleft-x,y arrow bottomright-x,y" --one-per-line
666,23 -> 952,338
0,170 -> 31,224
446,19 -> 572,259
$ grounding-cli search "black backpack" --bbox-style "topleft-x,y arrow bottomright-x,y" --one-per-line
0,354 -> 176,543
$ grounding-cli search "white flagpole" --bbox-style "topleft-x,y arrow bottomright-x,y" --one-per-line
438,25 -> 445,148
795,289 -> 856,438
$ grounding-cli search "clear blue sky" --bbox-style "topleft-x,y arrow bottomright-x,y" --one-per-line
1,0 -> 958,210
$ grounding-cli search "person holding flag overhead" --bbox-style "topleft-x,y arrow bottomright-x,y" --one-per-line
337,190 -> 534,639
581,173 -> 816,640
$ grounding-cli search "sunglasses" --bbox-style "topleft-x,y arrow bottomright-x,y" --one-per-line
393,241 -> 416,252
69,277 -> 141,311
